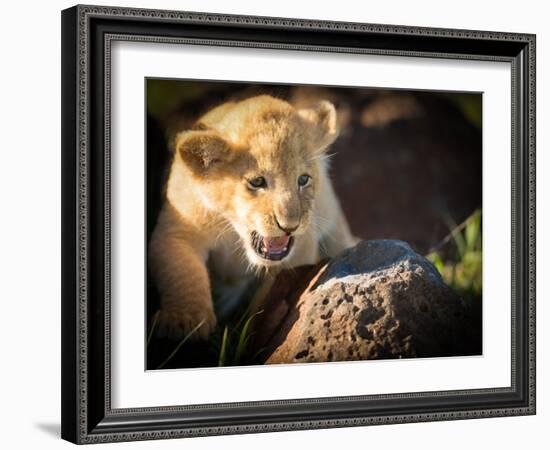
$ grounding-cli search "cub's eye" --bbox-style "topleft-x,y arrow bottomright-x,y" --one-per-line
247,176 -> 267,190
298,174 -> 311,188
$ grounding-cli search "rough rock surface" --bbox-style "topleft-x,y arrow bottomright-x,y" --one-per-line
256,240 -> 480,364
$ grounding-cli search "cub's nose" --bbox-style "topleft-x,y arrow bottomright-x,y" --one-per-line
275,216 -> 299,235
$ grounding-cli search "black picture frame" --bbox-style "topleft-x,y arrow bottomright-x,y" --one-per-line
61,4 -> 536,444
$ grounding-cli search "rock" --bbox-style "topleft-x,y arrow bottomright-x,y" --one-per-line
255,240 -> 480,364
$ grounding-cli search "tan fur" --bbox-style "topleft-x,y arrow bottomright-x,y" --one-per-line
149,95 -> 356,339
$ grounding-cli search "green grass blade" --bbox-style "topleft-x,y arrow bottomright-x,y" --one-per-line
427,252 -> 445,274
234,305 -> 252,331
252,346 -> 267,361
234,310 -> 263,364
218,326 -> 230,367
465,210 -> 481,251
444,215 -> 466,259
157,319 -> 205,369
426,210 -> 482,303
146,311 -> 159,349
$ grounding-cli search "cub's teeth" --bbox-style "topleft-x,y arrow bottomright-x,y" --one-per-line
261,246 -> 267,253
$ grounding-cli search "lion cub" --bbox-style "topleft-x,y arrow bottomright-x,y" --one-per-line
149,95 -> 355,339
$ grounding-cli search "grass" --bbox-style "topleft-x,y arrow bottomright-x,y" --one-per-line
427,209 -> 482,304
213,309 -> 264,367
156,319 -> 206,369
149,210 -> 483,369
147,301 -> 263,369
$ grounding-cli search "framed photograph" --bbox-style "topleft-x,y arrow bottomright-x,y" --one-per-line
61,4 -> 536,444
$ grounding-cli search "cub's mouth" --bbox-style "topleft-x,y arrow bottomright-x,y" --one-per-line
251,231 -> 294,261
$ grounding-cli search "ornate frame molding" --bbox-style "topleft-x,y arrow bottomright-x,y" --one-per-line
61,4 -> 536,444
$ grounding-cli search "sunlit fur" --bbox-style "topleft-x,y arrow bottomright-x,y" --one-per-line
149,95 -> 356,339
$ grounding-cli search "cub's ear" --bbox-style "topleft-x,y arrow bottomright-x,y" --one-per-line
175,130 -> 233,174
298,101 -> 339,151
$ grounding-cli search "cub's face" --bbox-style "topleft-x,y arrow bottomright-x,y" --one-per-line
175,96 -> 338,267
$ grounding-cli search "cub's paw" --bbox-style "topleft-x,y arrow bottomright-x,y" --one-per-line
155,304 -> 217,341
